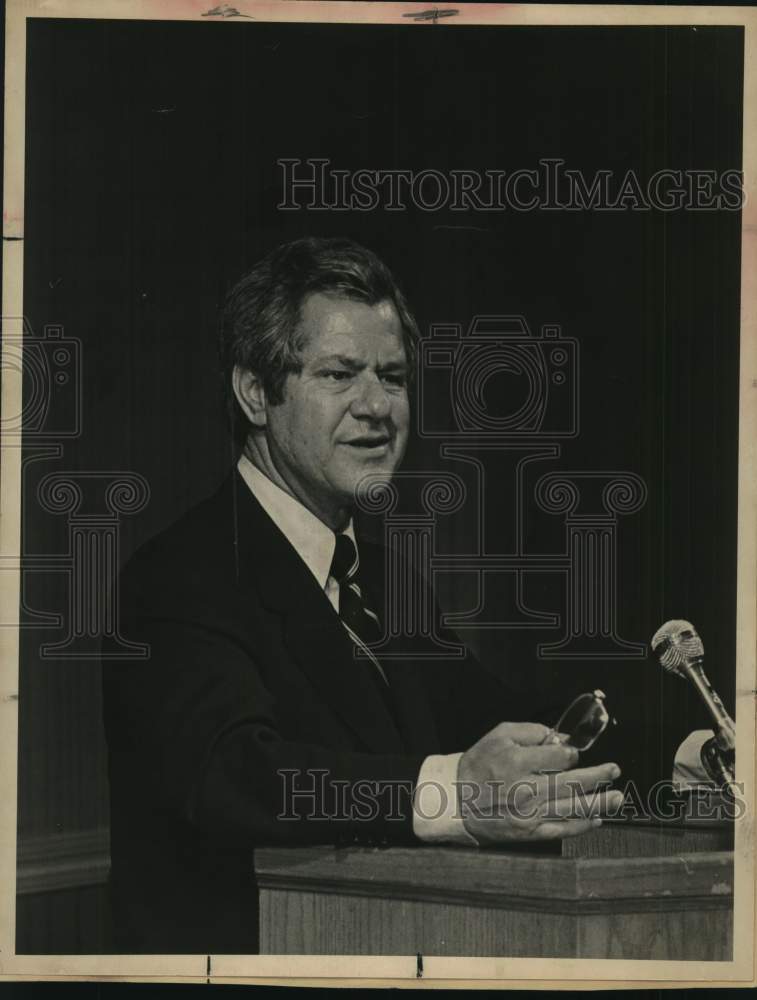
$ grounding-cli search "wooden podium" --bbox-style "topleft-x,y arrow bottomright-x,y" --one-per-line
253,822 -> 733,959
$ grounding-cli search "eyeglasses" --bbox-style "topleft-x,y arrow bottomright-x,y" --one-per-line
541,689 -> 611,752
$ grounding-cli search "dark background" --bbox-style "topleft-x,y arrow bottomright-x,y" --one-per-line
16,18 -> 742,952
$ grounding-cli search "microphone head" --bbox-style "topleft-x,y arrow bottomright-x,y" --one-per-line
650,619 -> 704,676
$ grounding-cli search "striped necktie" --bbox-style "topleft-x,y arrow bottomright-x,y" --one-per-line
329,532 -> 388,685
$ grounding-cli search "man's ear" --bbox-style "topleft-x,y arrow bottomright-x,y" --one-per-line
232,366 -> 268,428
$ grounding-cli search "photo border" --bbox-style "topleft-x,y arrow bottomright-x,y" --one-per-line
1,0 -> 755,987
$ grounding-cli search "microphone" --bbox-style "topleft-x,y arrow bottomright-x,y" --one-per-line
651,619 -> 736,791
651,620 -> 735,750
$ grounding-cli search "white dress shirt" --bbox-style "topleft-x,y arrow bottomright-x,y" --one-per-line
237,455 -> 712,846
237,454 -> 353,614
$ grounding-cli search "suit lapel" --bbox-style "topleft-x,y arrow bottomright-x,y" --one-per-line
358,535 -> 442,755
229,473 -> 405,754
280,601 -> 406,753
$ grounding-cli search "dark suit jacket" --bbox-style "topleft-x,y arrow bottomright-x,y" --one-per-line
102,471 -> 541,953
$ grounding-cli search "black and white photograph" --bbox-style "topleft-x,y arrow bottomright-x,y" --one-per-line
1,0 -> 755,986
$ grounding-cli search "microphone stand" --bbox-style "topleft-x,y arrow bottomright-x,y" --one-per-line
680,657 -> 736,796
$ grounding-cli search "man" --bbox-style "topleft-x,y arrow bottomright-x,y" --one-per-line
102,236 -> 701,954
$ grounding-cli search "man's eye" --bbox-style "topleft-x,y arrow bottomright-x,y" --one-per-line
381,373 -> 407,387
323,370 -> 351,381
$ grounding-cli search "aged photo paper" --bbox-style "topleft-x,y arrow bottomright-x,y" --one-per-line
1,0 -> 756,989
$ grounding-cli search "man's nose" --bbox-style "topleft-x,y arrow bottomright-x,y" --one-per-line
350,374 -> 392,420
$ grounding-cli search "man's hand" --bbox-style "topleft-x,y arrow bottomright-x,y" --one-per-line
457,721 -> 623,845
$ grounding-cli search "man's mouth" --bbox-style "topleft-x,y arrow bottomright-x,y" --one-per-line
344,435 -> 391,451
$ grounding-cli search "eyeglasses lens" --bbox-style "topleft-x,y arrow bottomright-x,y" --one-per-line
556,693 -> 609,751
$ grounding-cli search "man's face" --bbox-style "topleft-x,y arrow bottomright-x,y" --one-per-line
264,292 -> 410,522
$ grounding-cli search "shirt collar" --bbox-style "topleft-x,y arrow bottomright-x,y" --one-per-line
237,453 -> 356,591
